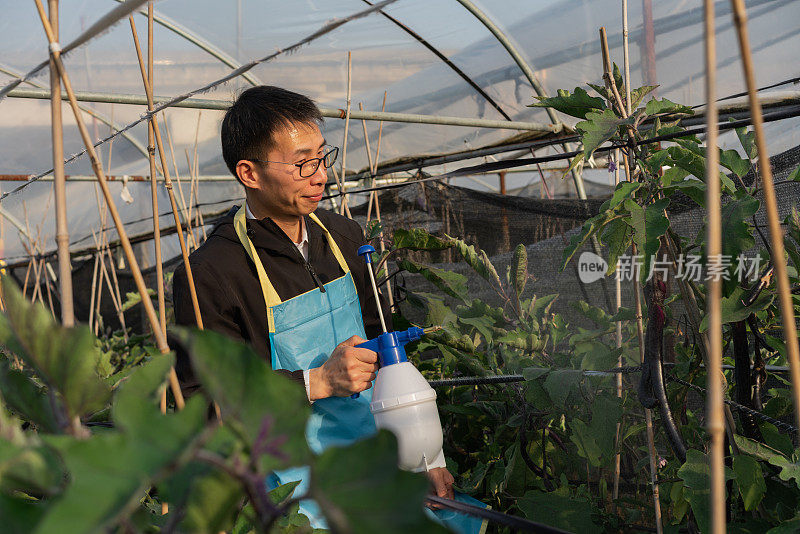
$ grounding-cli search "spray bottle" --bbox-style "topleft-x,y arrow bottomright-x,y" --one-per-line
355,245 -> 446,472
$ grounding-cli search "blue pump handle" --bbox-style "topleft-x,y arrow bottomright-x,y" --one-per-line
357,244 -> 376,263
349,326 -> 425,399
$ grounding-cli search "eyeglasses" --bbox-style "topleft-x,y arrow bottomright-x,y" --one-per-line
250,146 -> 339,178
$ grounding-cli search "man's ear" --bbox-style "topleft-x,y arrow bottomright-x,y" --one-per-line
236,160 -> 260,189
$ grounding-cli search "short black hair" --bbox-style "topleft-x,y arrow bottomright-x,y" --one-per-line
221,86 -> 323,177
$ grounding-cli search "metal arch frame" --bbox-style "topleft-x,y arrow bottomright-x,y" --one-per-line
453,0 -> 561,127
454,0 -> 588,198
115,0 -> 263,87
360,0 -> 512,121
0,64 -> 149,160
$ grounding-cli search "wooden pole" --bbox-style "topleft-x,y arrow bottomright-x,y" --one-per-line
33,0 -> 184,409
704,2 -> 726,532
366,91 -> 387,222
131,8 -> 166,338
48,0 -> 74,326
152,0 -> 169,495
632,253 -> 664,534
729,0 -> 800,440
613,149 -> 623,502
338,52 -> 353,218
161,112 -> 197,250
128,14 -> 204,331
602,25 -> 662,531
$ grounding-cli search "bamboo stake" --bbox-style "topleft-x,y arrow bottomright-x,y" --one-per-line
91,231 -> 126,334
184,149 -> 199,249
613,149 -> 623,502
127,14 -> 203,331
33,0 -> 184,409
149,3 -> 170,496
365,91 -> 387,222
87,249 -> 100,333
190,111 -> 202,246
603,24 -> 662,530
704,3 -> 726,533
729,0 -> 800,440
162,112 -> 198,250
338,52 -> 353,218
632,250 -> 663,534
48,0 -> 73,326
358,100 -> 394,308
129,13 -> 166,338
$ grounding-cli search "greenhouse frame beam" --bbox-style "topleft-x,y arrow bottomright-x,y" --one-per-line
454,0 -> 587,199
7,87 -> 561,133
116,0 -> 262,87
0,65 -> 149,160
453,0 -> 560,127
361,0 -> 512,121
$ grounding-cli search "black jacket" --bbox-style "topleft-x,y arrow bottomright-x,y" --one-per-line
172,206 -> 390,397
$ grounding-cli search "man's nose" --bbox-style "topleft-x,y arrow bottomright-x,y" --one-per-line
310,162 -> 327,185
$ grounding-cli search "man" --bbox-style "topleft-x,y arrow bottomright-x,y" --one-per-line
172,86 -> 454,526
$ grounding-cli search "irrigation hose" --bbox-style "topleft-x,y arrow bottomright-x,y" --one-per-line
426,496 -> 573,534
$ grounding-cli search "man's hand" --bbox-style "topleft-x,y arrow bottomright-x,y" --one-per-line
308,335 -> 378,400
426,467 -> 455,505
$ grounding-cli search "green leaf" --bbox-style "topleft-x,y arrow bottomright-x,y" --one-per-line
735,125 -> 758,160
0,439 -> 64,497
600,217 -> 632,276
365,220 -> 383,241
719,196 -> 759,294
180,470 -> 244,533
0,494 -> 46,534
0,359 -> 59,433
446,238 -> 501,289
720,149 -> 752,178
699,286 -> 773,332
512,244 -> 528,297
397,259 -> 468,302
733,455 -> 766,511
570,418 -> 603,466
645,97 -> 693,116
630,85 -> 658,110
600,181 -> 642,212
0,279 -> 111,422
734,435 -> 800,489
176,328 -> 312,471
517,490 -> 596,531
37,370 -> 208,534
663,178 -> 706,207
667,144 -> 736,193
678,449 -> 734,534
543,369 -> 583,407
392,228 -> 452,251
625,197 -> 669,280
270,480 -> 302,504
312,430 -> 446,534
660,166 -> 689,187
561,211 -> 619,270
529,87 -> 606,119
575,109 -> 638,159
788,165 -> 800,182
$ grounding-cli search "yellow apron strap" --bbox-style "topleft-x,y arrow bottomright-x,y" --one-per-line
308,212 -> 351,275
233,206 -> 280,332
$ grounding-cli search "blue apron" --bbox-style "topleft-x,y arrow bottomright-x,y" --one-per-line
234,206 -> 487,533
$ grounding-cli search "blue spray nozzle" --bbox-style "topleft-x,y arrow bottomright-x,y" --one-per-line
349,326 -> 426,399
357,244 -> 376,263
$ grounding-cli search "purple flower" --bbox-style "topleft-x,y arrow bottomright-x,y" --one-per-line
608,160 -> 618,173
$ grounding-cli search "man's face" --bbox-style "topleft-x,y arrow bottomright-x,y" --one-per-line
248,121 -> 328,219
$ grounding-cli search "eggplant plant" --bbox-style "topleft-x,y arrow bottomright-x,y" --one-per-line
0,278 -> 444,534
381,68 -> 800,532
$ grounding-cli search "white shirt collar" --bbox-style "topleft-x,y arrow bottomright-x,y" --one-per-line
244,202 -> 309,258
